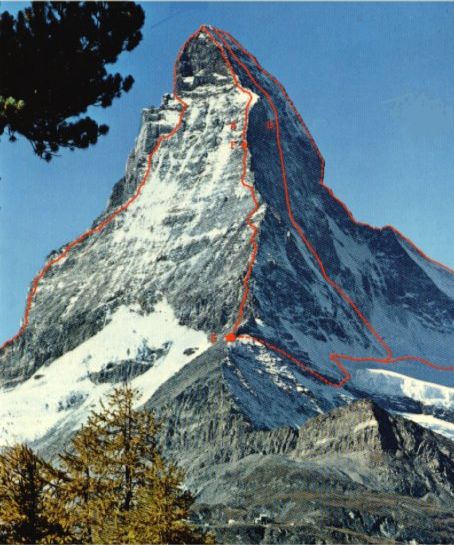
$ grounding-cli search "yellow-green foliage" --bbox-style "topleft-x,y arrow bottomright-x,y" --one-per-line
0,444 -> 72,544
0,386 -> 215,544
0,96 -> 25,115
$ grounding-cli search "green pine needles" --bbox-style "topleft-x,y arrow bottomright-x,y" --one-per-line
0,2 -> 145,161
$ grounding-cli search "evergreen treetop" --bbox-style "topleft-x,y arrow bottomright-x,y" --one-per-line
0,2 -> 145,161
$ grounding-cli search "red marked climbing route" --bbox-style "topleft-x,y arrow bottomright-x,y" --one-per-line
1,25 -> 453,392
219,27 -> 454,276
204,25 -> 454,387
0,27 -> 200,353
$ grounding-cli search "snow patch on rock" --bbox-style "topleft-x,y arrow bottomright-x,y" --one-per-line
354,368 -> 454,408
0,299 -> 209,445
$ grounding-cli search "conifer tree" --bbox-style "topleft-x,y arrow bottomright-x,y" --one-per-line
60,384 -> 214,544
131,456 -> 215,544
94,385 -> 160,513
0,2 -> 145,161
0,444 -> 71,544
58,422 -> 115,543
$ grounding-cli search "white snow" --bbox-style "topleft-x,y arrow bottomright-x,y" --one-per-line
225,339 -> 354,430
354,368 -> 454,408
367,303 -> 454,380
353,419 -> 378,433
353,369 -> 454,439
401,239 -> 454,296
0,299 -> 209,446
398,413 -> 454,441
329,218 -> 372,270
314,437 -> 330,446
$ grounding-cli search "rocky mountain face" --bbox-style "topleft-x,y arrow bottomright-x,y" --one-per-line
147,347 -> 454,543
1,25 -> 454,542
151,349 -> 454,500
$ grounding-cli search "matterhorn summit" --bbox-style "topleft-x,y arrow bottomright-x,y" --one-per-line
0,24 -> 453,465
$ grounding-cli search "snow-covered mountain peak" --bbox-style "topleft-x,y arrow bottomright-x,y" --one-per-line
0,26 -> 453,447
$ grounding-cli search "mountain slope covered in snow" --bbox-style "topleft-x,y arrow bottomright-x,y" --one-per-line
0,25 -> 453,451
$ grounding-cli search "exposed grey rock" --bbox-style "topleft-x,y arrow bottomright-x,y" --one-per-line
1,25 -> 454,544
143,351 -> 454,542
1,27 -> 452,401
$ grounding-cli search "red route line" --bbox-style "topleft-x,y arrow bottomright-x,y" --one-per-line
198,29 -> 259,335
206,26 -> 454,387
0,28 -> 205,354
220,28 -> 454,276
1,25 -> 453,391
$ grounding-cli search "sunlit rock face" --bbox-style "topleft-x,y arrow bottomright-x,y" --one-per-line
0,26 -> 453,451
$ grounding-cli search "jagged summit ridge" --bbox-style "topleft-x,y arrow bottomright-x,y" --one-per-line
176,29 -> 231,93
0,25 -> 453,448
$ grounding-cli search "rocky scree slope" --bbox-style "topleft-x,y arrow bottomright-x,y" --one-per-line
151,351 -> 454,502
31,344 -> 454,543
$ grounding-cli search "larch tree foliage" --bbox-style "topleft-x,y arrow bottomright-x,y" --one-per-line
59,385 -> 214,544
0,2 -> 145,161
0,444 -> 71,544
131,455 -> 214,544
58,423 -> 114,543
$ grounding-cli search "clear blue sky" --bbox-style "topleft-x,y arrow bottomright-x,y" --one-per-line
1,2 -> 453,340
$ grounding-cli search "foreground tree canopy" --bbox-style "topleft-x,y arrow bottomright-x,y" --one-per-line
0,444 -> 70,544
0,386 -> 214,544
0,2 -> 145,161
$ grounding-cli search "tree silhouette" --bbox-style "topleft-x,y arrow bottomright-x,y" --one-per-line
0,388 -> 215,543
0,2 -> 144,161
